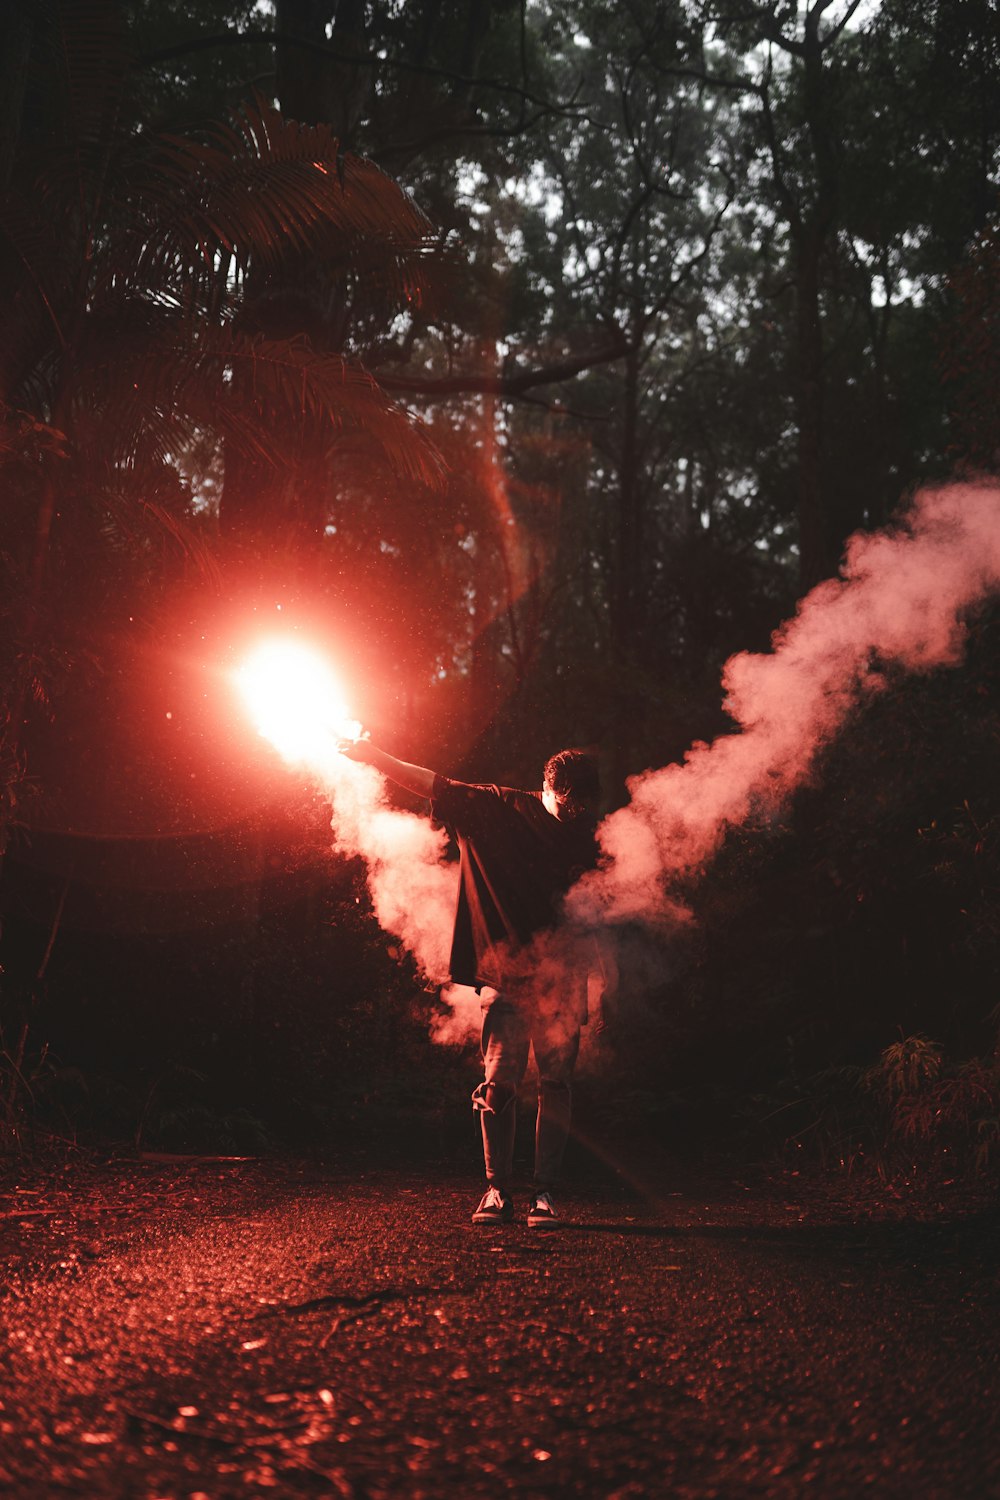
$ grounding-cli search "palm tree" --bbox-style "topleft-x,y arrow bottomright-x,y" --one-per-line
0,0 -> 446,802
0,0 -> 454,1130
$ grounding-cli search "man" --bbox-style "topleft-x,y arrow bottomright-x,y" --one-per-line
337,738 -> 604,1229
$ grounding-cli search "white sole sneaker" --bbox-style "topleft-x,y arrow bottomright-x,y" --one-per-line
527,1200 -> 559,1229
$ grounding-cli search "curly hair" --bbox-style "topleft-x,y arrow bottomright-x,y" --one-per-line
543,748 -> 601,808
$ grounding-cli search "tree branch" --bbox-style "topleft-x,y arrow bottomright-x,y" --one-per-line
378,106 -> 580,169
645,62 -> 763,95
757,46 -> 802,236
823,0 -> 865,49
376,338 -> 628,398
138,30 -> 590,120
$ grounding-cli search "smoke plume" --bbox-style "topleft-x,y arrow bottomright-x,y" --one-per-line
569,482 -> 1000,928
279,482 -> 999,1039
305,753 -> 458,984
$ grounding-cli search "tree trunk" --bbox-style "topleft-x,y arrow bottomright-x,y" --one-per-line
220,2 -> 369,556
795,222 -> 828,589
276,0 -> 371,141
612,339 -> 642,662
0,0 -> 33,190
790,3 -> 844,589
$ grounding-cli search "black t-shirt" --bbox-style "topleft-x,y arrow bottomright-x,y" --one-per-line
431,775 -> 598,989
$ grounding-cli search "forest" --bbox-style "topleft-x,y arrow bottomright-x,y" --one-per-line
2,0 -> 999,1180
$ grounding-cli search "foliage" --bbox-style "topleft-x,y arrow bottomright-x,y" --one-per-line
0,793 -> 454,1151
2,2 -> 1000,1173
730,1039 -> 1000,1182
942,220 -> 1000,467
608,603 -> 1000,1177
0,1 -> 456,1128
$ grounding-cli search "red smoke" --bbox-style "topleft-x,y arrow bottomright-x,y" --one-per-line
569,482 -> 1000,928
246,483 -> 1000,1033
317,757 -> 458,983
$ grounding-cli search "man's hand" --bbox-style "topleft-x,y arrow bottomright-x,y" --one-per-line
335,737 -> 437,800
336,732 -> 373,763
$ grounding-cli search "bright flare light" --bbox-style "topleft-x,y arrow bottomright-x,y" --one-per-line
237,641 -> 361,765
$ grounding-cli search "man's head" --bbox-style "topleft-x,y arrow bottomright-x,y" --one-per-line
542,748 -> 601,822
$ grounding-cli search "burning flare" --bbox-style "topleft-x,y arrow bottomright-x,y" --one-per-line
234,636 -> 456,986
236,640 -> 361,764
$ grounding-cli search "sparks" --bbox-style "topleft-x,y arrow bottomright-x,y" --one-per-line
236,640 -> 361,765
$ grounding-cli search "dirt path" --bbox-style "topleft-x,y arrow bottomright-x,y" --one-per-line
1,1154 -> 997,1498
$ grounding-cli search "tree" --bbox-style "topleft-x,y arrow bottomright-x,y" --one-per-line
680,1 -> 863,586
859,0 -> 1000,476
0,0 -> 448,829
0,0 -> 464,1131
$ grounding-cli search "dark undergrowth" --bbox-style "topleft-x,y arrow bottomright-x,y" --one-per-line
3,613 -> 1000,1213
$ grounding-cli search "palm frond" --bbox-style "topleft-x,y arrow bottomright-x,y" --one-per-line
207,325 -> 446,488
59,303 -> 445,489
135,498 -> 222,584
0,402 -> 69,464
116,95 -> 436,305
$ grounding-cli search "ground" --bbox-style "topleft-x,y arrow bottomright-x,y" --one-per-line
1,1144 -> 997,1498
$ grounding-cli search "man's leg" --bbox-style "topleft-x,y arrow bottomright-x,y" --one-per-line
473,994 -> 530,1193
532,1012 -> 581,1193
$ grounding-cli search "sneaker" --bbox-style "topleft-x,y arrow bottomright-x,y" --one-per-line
527,1191 -> 559,1229
472,1186 -> 513,1225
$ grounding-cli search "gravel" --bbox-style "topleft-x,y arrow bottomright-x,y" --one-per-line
1,1152 -> 997,1498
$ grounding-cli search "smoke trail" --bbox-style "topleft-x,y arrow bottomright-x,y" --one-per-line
299,746 -> 458,984
569,482 -> 1000,928
256,482 -> 998,1040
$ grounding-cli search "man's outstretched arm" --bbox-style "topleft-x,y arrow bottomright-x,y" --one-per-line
339,739 -> 436,800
